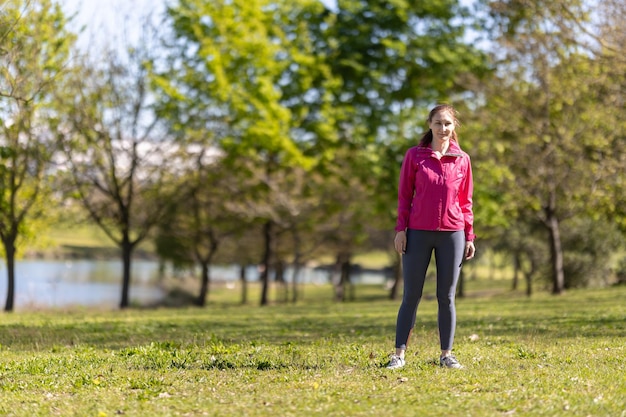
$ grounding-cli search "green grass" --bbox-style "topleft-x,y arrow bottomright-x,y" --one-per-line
0,284 -> 625,416
32,224 -> 156,259
45,224 -> 115,249
351,251 -> 393,269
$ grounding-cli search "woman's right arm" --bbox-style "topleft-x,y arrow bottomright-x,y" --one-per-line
395,148 -> 415,233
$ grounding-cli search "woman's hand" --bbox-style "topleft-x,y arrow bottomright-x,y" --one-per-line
464,241 -> 475,260
394,231 -> 407,255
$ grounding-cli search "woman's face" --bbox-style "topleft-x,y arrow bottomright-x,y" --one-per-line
428,110 -> 456,142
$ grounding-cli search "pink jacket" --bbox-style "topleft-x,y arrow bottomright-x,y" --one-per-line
395,141 -> 475,241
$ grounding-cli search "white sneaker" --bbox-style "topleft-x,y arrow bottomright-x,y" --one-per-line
386,354 -> 406,369
439,355 -> 463,369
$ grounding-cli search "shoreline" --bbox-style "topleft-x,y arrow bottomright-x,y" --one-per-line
21,245 -> 157,261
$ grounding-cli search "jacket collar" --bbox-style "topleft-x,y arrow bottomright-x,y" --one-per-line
417,141 -> 464,157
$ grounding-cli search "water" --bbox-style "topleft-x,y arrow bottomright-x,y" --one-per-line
0,259 -> 389,310
0,259 -> 165,310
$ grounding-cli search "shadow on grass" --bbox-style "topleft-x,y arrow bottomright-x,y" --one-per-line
1,288 -> 624,352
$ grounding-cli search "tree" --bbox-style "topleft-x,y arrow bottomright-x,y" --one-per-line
321,0 -> 489,298
592,0 -> 626,236
154,152 -> 241,306
0,0 -> 75,311
58,33 -> 175,309
155,0 -> 491,304
156,0 -> 333,306
471,0 -> 624,293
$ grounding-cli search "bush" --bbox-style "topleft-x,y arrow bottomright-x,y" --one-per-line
614,256 -> 626,286
561,217 -> 625,288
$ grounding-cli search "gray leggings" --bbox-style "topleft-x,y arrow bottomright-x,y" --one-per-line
395,229 -> 465,351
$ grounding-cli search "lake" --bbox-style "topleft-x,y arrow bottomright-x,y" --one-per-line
0,259 -> 164,310
0,259 -> 389,310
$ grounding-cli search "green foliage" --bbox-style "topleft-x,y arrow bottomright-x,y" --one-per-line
0,286 -> 624,415
0,0 -> 77,309
614,256 -> 626,285
322,0 -> 489,232
330,0 -> 487,114
465,0 -> 625,293
0,0 -> 75,104
156,0 -> 314,168
561,217 -> 625,288
155,0 -> 489,257
2,0 -> 624,310
154,2 -> 341,304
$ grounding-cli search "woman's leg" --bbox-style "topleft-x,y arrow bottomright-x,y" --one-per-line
394,230 -> 435,354
434,231 -> 465,353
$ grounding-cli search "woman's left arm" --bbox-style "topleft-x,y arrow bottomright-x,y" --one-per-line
459,155 -> 476,244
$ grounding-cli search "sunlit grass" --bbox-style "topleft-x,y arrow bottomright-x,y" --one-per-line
34,224 -> 157,257
0,284 -> 624,416
352,250 -> 394,269
45,224 -> 114,248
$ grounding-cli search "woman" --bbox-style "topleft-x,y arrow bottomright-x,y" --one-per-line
387,104 -> 475,370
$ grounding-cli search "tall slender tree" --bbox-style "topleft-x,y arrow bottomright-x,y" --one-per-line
58,34 -> 174,309
0,0 -> 75,311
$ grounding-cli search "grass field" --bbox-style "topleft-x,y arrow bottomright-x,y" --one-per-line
0,283 -> 624,416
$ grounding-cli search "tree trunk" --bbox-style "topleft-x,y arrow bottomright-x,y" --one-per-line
274,259 -> 288,303
512,252 -> 520,290
346,260 -> 355,301
525,271 -> 533,297
545,192 -> 565,294
3,238 -> 16,312
291,262 -> 301,303
240,264 -> 248,305
334,253 -> 352,301
196,239 -> 218,307
120,236 -> 133,309
525,256 -> 536,297
291,230 -> 302,303
547,215 -> 565,294
260,220 -> 273,306
197,262 -> 210,307
333,254 -> 344,301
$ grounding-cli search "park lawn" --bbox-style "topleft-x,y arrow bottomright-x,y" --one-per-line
32,223 -> 154,258
0,284 -> 624,417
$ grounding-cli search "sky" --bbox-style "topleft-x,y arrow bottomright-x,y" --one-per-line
60,0 -> 339,50
60,0 -> 168,50
60,0 -> 339,27
58,0 -> 482,64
